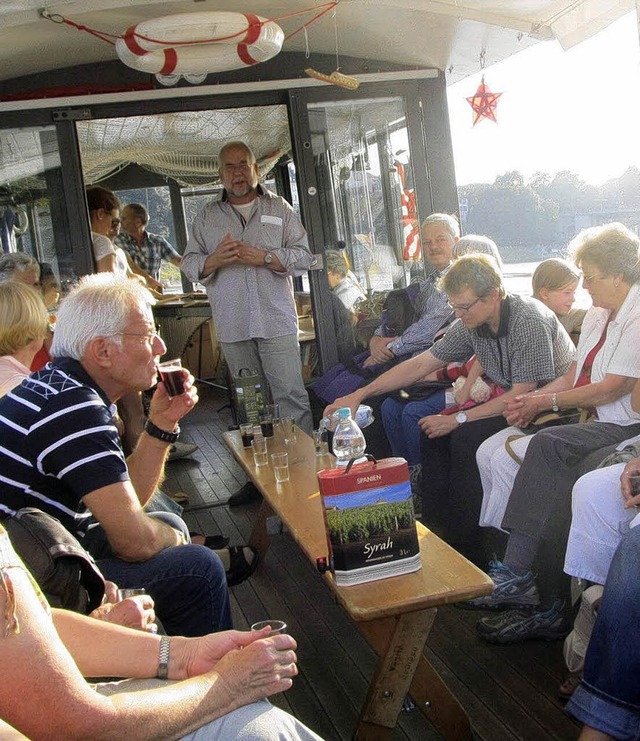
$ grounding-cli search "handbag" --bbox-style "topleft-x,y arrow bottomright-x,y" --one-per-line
3,508 -> 106,614
505,408 -> 591,464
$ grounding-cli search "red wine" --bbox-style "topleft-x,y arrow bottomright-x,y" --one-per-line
260,421 -> 274,438
160,366 -> 185,397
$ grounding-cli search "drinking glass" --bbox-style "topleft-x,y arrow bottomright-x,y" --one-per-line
271,452 -> 289,483
252,436 -> 268,466
117,587 -> 146,600
158,358 -> 185,397
259,404 -> 278,438
251,619 -> 287,634
281,416 -> 296,444
312,429 -> 329,455
239,423 -> 255,449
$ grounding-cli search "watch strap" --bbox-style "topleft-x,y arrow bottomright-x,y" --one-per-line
551,393 -> 560,412
144,419 -> 180,444
157,634 -> 171,679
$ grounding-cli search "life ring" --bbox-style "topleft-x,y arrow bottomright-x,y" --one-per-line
115,12 -> 284,76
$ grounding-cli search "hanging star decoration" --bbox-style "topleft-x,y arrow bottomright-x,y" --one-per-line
466,76 -> 502,126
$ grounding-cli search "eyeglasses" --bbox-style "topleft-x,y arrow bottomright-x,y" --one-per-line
447,296 -> 484,313
581,272 -> 606,283
221,163 -> 252,174
111,331 -> 162,347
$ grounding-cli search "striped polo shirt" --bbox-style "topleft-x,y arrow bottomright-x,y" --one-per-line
0,357 -> 129,540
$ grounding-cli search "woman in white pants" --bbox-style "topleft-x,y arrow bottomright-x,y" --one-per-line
565,451 -> 640,584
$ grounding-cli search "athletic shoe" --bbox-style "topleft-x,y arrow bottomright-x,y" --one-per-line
459,560 -> 540,610
476,599 -> 570,644
167,442 -> 198,461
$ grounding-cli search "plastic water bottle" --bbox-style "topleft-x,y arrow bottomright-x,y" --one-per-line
332,407 -> 366,466
319,404 -> 374,432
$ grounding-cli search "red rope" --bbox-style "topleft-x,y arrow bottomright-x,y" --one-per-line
44,2 -> 338,49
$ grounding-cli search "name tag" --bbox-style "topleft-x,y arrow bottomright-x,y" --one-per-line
261,215 -> 283,226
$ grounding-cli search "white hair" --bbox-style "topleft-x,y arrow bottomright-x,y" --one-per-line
51,274 -> 155,360
421,213 -> 461,239
454,234 -> 503,269
0,253 -> 40,283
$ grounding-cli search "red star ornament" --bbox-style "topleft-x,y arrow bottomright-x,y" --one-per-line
466,76 -> 503,125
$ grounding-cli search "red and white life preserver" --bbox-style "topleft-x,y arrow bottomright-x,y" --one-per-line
115,12 -> 284,76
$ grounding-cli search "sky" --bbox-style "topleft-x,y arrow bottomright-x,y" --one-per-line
446,11 -> 640,186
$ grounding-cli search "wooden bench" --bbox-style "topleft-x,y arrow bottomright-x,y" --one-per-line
223,427 -> 493,740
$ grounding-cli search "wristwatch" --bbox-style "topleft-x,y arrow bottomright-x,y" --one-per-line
455,412 -> 468,425
551,393 -> 560,412
144,419 -> 180,444
157,635 -> 171,679
264,251 -> 274,265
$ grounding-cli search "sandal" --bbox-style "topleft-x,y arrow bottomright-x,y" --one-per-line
558,672 -> 582,700
215,545 -> 259,587
168,491 -> 190,506
189,532 -> 230,550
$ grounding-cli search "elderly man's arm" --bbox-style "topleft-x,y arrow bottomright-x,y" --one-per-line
1,565 -> 298,740
125,369 -> 199,506
325,349 -> 446,418
83,480 -> 185,560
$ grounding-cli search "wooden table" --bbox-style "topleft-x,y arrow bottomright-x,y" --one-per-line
223,428 -> 493,741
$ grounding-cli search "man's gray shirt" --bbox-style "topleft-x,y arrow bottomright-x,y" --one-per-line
181,188 -> 312,342
430,294 -> 576,388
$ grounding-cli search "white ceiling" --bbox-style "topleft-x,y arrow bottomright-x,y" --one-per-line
0,0 -> 635,85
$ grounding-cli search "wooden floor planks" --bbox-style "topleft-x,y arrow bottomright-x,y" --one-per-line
163,387 -> 581,741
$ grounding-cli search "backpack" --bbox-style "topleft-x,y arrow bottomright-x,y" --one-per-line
3,508 -> 106,614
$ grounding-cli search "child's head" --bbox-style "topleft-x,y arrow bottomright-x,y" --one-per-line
532,258 -> 580,317
39,262 -> 60,310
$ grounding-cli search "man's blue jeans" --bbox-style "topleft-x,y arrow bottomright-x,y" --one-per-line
567,525 -> 640,738
381,391 -> 446,466
98,543 -> 231,637
91,513 -> 232,638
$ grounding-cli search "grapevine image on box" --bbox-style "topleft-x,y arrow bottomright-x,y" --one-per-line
324,481 -> 419,573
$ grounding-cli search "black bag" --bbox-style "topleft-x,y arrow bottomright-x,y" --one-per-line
3,508 -> 106,614
519,407 -> 591,434
232,368 -> 265,425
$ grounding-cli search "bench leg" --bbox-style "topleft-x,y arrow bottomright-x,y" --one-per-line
355,609 -> 472,741
248,499 -> 274,558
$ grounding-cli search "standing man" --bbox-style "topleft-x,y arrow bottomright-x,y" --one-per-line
117,202 -> 182,290
182,141 -> 313,437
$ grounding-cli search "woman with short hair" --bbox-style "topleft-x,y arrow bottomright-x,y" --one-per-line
0,281 -> 49,396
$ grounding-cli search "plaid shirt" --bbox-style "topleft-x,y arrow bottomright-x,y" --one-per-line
430,294 -> 576,389
115,231 -> 180,280
374,267 -> 453,358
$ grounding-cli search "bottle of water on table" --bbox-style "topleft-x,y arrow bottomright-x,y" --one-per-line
332,407 -> 367,467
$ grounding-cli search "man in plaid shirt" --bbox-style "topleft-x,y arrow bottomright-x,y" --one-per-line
117,203 -> 182,288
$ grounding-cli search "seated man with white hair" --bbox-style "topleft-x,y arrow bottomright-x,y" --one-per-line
0,275 -> 238,637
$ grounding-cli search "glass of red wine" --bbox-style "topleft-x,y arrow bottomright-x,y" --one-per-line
158,358 -> 186,398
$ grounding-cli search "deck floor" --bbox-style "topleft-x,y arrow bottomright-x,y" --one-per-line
164,386 -> 581,741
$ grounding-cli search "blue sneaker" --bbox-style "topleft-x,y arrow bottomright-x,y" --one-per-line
459,560 -> 540,610
476,600 -> 570,644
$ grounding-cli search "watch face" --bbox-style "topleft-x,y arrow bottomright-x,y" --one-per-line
264,252 -> 273,264
455,412 -> 467,424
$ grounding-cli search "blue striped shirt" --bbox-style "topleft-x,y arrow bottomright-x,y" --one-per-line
0,358 -> 128,540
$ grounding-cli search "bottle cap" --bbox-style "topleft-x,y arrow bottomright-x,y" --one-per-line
337,407 -> 351,419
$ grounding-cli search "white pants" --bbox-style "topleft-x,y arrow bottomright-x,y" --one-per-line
564,463 -> 640,584
476,426 -> 533,531
96,682 -> 324,741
